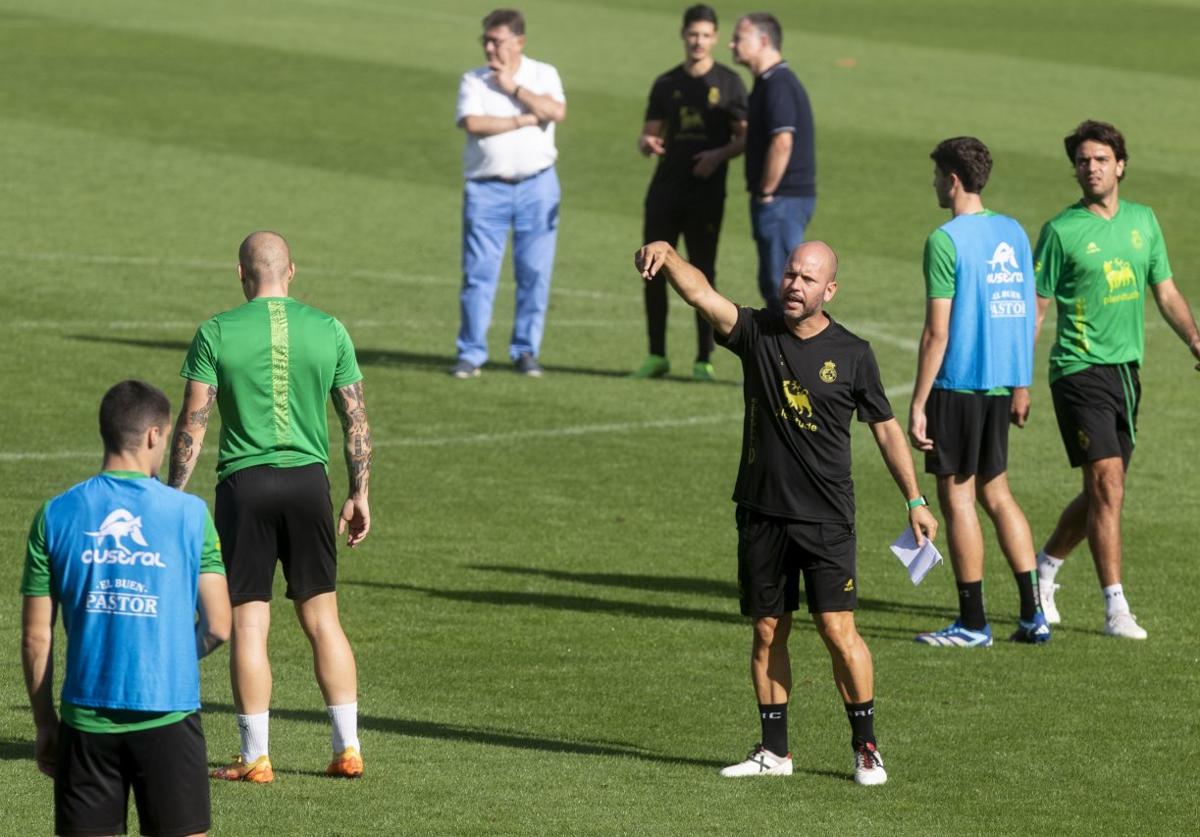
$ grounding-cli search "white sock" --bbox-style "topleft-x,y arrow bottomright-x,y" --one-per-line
237,711 -> 270,762
1037,551 -> 1064,582
1103,584 -> 1130,617
328,702 -> 360,755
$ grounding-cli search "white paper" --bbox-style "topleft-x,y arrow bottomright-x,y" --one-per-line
889,528 -> 944,585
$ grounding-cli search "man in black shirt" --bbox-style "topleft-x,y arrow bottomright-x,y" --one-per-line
634,4 -> 748,382
634,239 -> 938,786
731,13 -> 817,313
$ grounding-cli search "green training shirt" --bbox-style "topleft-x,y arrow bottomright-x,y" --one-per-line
923,211 -> 1009,396
1034,199 -> 1172,383
21,471 -> 225,733
180,296 -> 363,481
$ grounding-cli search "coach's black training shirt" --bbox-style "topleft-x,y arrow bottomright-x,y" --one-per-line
644,63 -> 748,195
717,308 -> 893,524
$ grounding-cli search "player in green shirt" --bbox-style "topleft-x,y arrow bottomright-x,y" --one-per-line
1033,120 -> 1200,640
169,231 -> 373,781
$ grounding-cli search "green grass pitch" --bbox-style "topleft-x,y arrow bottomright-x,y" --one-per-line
1,1 -> 1198,833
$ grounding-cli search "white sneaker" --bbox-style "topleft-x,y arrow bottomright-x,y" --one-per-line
853,742 -> 888,786
718,744 -> 793,777
1039,579 -> 1062,624
1104,611 -> 1147,640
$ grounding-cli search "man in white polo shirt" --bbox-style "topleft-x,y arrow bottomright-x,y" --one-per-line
453,7 -> 567,379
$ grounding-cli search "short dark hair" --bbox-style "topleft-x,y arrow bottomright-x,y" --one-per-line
930,136 -> 993,194
742,12 -> 782,49
483,8 -> 524,36
99,380 -> 170,454
1064,119 -> 1127,170
683,4 -> 717,28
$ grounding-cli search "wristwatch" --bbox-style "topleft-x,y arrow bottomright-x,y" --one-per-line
906,495 -> 928,510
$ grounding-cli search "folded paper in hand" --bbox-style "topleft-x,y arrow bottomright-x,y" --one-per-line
889,528 -> 943,585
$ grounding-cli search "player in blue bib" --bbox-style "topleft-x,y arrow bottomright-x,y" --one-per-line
21,380 -> 230,837
908,137 -> 1049,648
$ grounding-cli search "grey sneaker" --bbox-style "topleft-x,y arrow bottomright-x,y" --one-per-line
514,353 -> 543,377
450,360 -> 481,379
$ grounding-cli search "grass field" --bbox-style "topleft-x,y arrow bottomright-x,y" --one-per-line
2,1 -> 1199,833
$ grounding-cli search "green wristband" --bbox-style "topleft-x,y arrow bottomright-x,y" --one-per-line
906,495 -> 928,510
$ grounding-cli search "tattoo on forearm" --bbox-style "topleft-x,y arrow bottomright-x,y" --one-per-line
334,382 -> 372,496
168,430 -> 195,488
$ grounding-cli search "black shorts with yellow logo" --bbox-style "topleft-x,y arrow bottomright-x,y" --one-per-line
735,506 -> 857,616
1050,363 -> 1139,468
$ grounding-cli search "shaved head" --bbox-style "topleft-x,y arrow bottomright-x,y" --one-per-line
779,240 -> 839,329
788,240 -> 838,282
238,231 -> 292,285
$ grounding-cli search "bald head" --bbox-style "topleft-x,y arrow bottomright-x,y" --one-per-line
238,231 -> 293,287
787,240 -> 838,282
779,240 -> 839,327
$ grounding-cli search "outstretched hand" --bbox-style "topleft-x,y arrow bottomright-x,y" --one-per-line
910,505 -> 938,547
339,496 -> 371,548
634,242 -> 673,281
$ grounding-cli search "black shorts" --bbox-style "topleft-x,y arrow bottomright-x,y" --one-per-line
924,389 -> 1012,479
1050,364 -> 1140,468
736,506 -> 857,616
55,713 -> 210,837
215,462 -> 337,604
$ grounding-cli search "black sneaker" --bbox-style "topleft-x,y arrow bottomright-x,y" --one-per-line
514,353 -> 543,377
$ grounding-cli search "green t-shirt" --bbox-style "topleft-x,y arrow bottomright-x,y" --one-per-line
21,471 -> 225,733
923,211 -> 1010,397
180,297 -> 363,481
1034,199 -> 1172,383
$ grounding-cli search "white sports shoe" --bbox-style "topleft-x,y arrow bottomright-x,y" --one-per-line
1104,611 -> 1147,640
718,744 -> 793,777
1039,579 -> 1062,624
853,742 -> 888,786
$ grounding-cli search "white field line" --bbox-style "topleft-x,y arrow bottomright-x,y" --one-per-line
0,251 -> 628,301
0,382 -> 914,462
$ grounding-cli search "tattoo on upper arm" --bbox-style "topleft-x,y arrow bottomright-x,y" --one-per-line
188,385 -> 218,427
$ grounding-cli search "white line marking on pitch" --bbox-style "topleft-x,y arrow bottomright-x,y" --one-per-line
0,382 -> 914,461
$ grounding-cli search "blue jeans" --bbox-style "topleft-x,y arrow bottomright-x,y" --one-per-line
458,167 -> 561,366
750,195 -> 816,311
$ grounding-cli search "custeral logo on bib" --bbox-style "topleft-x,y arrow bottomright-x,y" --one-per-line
819,360 -> 837,383
707,86 -> 720,105
1131,229 -> 1144,250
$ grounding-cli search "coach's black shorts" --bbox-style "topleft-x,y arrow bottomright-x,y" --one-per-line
736,506 -> 857,616
1050,364 -> 1140,468
924,389 -> 1012,479
55,713 -> 210,837
215,462 -> 337,604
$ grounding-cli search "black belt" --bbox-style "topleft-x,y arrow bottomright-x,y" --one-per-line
470,166 -> 551,185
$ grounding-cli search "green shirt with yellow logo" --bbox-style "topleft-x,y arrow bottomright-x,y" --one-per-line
1034,199 -> 1171,383
181,297 -> 363,482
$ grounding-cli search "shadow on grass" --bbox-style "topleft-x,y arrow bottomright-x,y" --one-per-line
203,702 -> 725,769
66,336 -> 733,385
465,566 -> 959,621
343,580 -> 744,625
468,564 -> 737,598
0,739 -> 33,762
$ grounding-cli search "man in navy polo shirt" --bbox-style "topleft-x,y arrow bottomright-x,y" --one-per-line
731,12 -> 816,312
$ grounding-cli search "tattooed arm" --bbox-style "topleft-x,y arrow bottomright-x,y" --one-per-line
332,380 -> 372,547
168,380 -> 218,490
